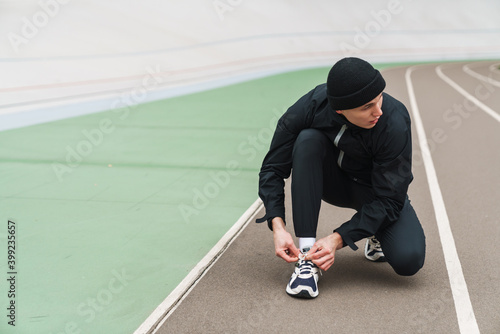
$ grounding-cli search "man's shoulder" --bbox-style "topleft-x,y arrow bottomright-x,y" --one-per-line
370,93 -> 411,149
382,93 -> 407,111
381,93 -> 411,126
370,94 -> 412,160
289,83 -> 329,114
296,83 -> 327,105
279,83 -> 336,132
311,83 -> 327,96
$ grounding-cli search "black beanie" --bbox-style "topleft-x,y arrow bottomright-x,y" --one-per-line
326,57 -> 386,110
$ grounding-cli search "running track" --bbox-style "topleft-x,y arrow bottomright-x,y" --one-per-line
145,61 -> 500,334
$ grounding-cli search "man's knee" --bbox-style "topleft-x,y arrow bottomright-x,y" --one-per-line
390,247 -> 425,276
293,129 -> 327,159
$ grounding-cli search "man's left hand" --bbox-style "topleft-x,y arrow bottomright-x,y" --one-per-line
305,232 -> 343,271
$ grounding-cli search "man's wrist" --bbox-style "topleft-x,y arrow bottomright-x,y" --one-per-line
330,232 -> 344,250
271,217 -> 286,232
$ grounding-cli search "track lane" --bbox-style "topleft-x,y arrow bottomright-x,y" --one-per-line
409,62 -> 500,333
436,63 -> 500,123
463,62 -> 500,88
406,64 -> 479,334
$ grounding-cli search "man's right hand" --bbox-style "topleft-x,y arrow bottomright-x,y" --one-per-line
272,217 -> 301,263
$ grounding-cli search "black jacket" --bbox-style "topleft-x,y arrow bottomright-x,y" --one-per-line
257,83 -> 413,250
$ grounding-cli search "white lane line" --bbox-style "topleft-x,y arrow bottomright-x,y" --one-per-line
134,199 -> 263,334
463,63 -> 500,88
436,64 -> 500,123
405,66 -> 480,334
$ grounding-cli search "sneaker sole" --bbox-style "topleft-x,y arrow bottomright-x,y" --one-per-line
365,255 -> 387,262
285,286 -> 318,299
286,290 -> 318,299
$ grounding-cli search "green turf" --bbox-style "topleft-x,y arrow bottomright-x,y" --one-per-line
0,66 -> 332,333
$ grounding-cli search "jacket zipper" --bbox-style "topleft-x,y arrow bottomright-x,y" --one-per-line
334,124 -> 347,168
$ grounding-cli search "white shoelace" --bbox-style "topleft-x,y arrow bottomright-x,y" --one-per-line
297,252 -> 322,277
371,237 -> 383,251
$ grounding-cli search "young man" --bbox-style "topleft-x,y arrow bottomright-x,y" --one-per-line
256,57 -> 426,298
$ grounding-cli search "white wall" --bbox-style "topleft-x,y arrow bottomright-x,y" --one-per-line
1,0 -> 499,128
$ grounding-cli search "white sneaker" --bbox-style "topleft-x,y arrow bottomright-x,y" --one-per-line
364,236 -> 386,262
285,250 -> 320,298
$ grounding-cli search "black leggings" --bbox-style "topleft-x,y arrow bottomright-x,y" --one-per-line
291,129 -> 425,276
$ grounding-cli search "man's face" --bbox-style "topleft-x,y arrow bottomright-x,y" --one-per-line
336,93 -> 383,129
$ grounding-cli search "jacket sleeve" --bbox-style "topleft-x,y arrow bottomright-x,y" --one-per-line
256,89 -> 317,230
334,119 -> 413,250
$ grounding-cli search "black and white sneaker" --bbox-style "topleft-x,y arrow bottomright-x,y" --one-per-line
285,250 -> 320,298
364,236 -> 386,262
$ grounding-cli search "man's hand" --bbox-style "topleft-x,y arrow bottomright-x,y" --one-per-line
272,218 -> 301,263
305,232 -> 343,271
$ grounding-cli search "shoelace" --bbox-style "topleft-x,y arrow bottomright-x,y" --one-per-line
297,253 -> 322,277
371,237 -> 383,251
297,259 -> 313,276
